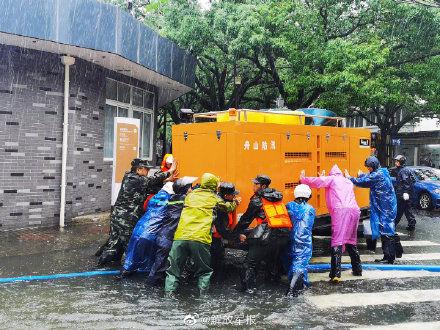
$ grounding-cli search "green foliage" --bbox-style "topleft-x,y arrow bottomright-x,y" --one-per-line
102,0 -> 440,163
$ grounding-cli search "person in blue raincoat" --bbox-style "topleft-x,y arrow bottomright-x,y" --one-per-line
283,184 -> 316,297
346,156 -> 397,264
121,182 -> 175,277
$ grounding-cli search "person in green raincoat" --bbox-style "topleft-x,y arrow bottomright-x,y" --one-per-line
164,173 -> 241,295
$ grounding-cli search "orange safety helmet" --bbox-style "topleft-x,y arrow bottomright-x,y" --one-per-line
160,153 -> 173,172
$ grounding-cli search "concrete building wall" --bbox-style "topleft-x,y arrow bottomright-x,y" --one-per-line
0,45 -> 157,230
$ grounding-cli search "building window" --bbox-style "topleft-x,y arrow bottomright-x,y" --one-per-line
355,116 -> 363,127
104,78 -> 154,160
367,114 -> 376,126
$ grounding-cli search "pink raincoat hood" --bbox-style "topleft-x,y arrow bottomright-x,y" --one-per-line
329,164 -> 343,176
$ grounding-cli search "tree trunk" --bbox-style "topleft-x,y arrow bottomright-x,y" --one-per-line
376,136 -> 387,166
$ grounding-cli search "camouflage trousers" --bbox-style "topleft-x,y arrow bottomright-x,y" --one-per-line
96,214 -> 137,265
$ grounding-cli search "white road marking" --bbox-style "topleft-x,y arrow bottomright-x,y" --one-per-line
357,240 -> 440,247
313,236 -> 332,239
311,252 -> 440,264
308,269 -> 440,283
314,231 -> 408,240
308,289 -> 440,309
353,321 -> 440,330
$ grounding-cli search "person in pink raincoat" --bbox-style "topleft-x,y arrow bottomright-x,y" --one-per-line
300,164 -> 362,282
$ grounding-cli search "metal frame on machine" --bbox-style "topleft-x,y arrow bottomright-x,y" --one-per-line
193,109 -> 345,126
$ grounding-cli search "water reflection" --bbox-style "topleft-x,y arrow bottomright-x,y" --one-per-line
2,211 -> 440,327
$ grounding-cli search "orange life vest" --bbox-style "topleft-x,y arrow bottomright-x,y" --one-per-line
212,213 -> 234,239
160,153 -> 173,172
256,198 -> 292,229
143,194 -> 154,211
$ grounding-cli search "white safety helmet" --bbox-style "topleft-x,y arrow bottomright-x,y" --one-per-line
294,184 -> 312,199
161,182 -> 175,195
166,155 -> 174,164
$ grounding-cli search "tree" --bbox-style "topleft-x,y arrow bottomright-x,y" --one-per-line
398,0 -> 440,8
258,0 -> 440,165
101,0 -> 170,20
139,0 -> 283,148
103,0 -> 440,165
145,0 -> 280,112
334,3 -> 440,165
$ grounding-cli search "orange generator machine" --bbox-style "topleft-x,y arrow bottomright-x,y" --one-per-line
172,108 -> 371,231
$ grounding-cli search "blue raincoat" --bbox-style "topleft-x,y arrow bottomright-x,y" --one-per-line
282,201 -> 316,284
123,189 -> 171,272
350,168 -> 396,240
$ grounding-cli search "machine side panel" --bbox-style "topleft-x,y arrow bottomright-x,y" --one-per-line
349,134 -> 371,208
172,129 -> 228,182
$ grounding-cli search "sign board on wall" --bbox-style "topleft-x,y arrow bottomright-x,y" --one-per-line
391,139 -> 401,146
111,117 -> 140,205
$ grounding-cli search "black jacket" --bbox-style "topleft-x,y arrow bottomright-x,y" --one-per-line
156,193 -> 186,241
212,195 -> 239,241
233,188 -> 290,238
395,166 -> 414,199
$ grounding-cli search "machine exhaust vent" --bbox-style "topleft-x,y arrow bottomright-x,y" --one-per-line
285,182 -> 299,189
285,152 -> 311,160
325,152 -> 346,158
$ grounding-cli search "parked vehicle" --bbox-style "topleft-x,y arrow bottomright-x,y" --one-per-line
390,166 -> 440,210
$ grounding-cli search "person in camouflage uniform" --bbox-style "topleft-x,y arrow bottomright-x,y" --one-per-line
96,158 -> 178,266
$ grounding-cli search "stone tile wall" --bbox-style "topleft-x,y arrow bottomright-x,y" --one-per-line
0,45 -> 157,230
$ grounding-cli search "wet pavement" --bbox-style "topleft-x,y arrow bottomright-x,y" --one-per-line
1,210 -> 440,328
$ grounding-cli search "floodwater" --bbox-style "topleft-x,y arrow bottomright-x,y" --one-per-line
1,211 -> 440,329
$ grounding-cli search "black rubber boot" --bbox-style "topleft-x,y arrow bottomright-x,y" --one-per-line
120,269 -> 135,278
346,244 -> 362,276
244,268 -> 257,292
240,265 -> 257,293
376,235 -> 395,264
286,272 -> 305,297
330,245 -> 342,281
95,244 -> 106,257
366,238 -> 377,252
394,234 -> 403,258
97,251 -> 117,266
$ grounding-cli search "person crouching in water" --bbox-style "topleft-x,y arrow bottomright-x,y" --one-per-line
233,175 -> 291,293
145,177 -> 197,287
283,184 -> 315,297
346,157 -> 397,264
164,173 -> 240,296
211,182 -> 241,276
300,165 -> 362,282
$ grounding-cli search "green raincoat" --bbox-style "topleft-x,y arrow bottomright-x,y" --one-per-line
174,173 -> 237,245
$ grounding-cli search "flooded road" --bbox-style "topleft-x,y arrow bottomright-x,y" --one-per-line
1,210 -> 440,328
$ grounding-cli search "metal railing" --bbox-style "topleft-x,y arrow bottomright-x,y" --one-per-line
193,109 -> 345,126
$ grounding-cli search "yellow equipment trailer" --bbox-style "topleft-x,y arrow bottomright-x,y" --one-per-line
172,109 -> 371,230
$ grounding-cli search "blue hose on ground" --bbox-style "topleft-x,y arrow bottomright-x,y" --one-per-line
309,263 -> 440,272
2,264 -> 440,284
0,270 -> 148,283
